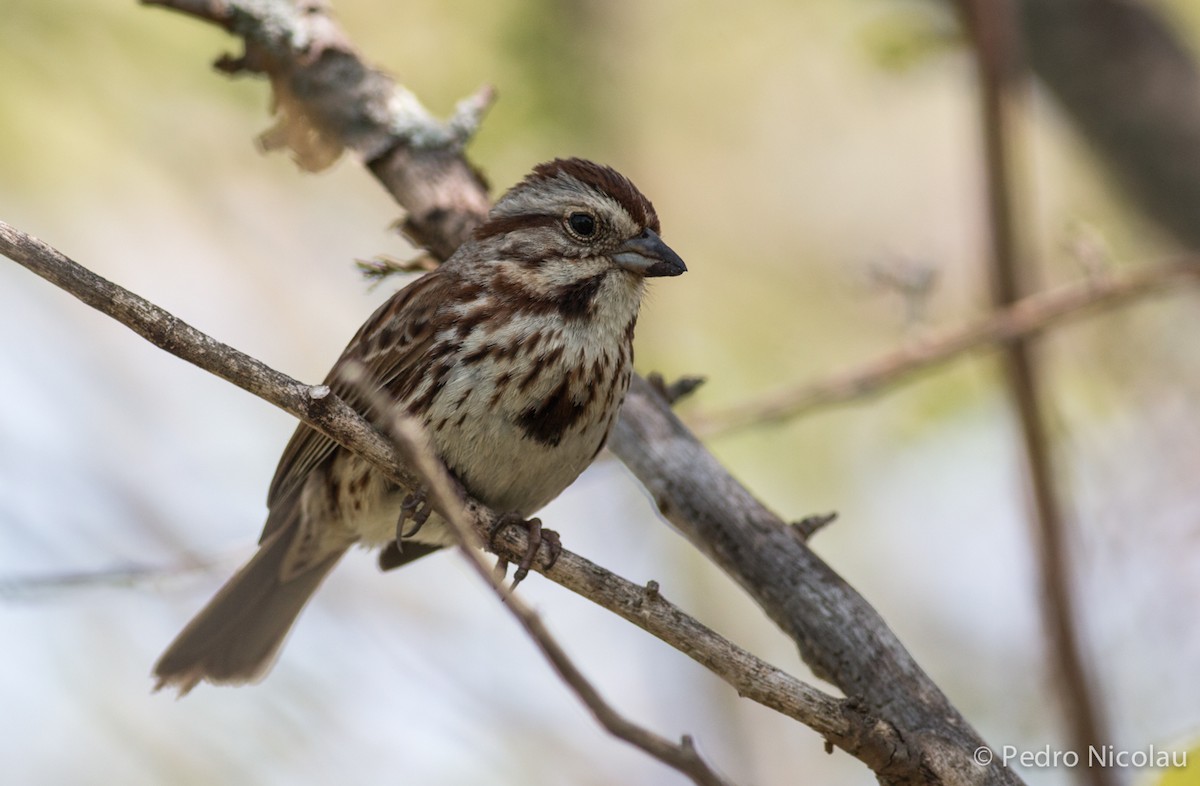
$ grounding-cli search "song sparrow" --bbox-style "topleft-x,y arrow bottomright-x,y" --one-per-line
154,158 -> 687,694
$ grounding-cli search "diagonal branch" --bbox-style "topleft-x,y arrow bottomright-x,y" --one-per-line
143,0 -> 492,261
0,218 -> 905,778
380,408 -> 737,786
692,261 -> 1200,435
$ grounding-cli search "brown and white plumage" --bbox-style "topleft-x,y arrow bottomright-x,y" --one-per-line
154,159 -> 687,694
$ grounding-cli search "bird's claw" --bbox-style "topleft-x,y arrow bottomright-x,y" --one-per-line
488,514 -> 561,590
396,490 -> 433,546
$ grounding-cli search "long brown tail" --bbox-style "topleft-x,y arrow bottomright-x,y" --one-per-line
153,522 -> 347,696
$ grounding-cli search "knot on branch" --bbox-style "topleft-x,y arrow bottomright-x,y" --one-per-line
792,512 -> 838,541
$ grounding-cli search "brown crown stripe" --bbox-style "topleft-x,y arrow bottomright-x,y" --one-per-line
460,345 -> 490,365
525,158 -> 660,233
452,387 -> 471,410
524,330 -> 545,355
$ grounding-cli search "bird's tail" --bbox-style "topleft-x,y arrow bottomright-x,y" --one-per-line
153,520 -> 347,696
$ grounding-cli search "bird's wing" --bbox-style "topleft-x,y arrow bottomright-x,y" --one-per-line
259,270 -> 458,543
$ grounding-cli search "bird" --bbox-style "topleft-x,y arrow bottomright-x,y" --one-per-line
153,158 -> 687,694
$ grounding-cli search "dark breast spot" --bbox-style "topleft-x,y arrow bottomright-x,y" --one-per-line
555,272 -> 607,320
517,377 -> 588,447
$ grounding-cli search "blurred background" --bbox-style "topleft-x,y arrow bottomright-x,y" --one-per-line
2,0 -> 1199,784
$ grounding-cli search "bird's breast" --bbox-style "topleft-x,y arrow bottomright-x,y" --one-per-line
422,333 -> 632,516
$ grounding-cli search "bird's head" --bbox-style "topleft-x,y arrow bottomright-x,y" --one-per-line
468,158 -> 687,288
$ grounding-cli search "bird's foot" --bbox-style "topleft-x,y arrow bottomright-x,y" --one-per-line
396,489 -> 433,545
488,514 -> 561,590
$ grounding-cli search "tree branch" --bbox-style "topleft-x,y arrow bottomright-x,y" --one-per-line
379,409 -> 737,786
960,3 -> 1114,783
617,374 -> 1008,784
0,219 -> 903,777
693,261 -> 1200,435
1017,0 -> 1200,253
143,0 -> 493,260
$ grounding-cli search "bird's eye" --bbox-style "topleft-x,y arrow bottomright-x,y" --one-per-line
567,212 -> 597,238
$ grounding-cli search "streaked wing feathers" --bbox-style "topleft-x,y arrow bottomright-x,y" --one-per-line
260,271 -> 455,543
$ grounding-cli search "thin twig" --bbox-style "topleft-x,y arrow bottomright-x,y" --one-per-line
376,407 -> 736,786
0,558 -> 224,602
0,221 -> 426,497
0,219 -> 898,772
960,2 -> 1115,783
646,372 -> 707,406
693,261 -> 1200,435
355,253 -> 438,285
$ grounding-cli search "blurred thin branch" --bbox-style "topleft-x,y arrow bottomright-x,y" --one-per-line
960,2 -> 1115,784
376,403 -> 737,786
693,260 -> 1200,435
0,558 -> 223,602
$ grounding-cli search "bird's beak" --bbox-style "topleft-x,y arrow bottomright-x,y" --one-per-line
612,229 -> 688,278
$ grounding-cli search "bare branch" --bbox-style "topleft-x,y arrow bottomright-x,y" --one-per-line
693,261 -> 1200,435
616,374 -> 1010,784
793,513 -> 838,542
645,371 -> 706,406
0,219 -> 904,775
960,2 -> 1115,782
376,410 -> 737,786
0,558 -> 223,602
141,0 -> 493,260
140,0 -> 236,29
0,221 -> 426,497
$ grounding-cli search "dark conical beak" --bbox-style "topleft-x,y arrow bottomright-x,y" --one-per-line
612,229 -> 688,278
